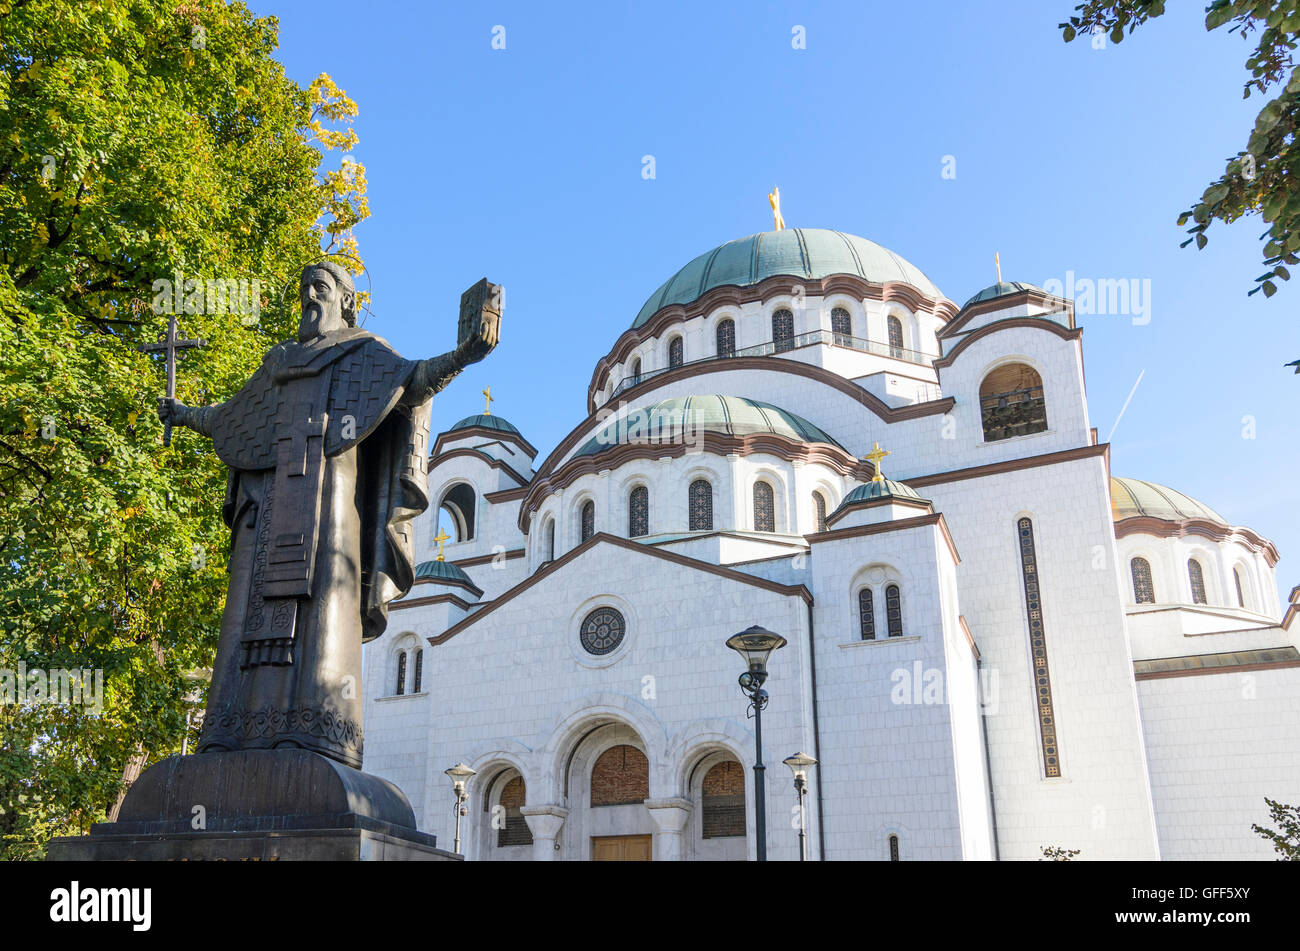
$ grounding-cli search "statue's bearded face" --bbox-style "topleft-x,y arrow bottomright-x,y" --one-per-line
299,267 -> 350,341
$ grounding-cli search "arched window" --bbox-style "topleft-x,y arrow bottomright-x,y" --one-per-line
496,774 -> 533,847
395,651 -> 407,696
979,363 -> 1048,441
411,648 -> 423,693
1131,557 -> 1155,603
831,306 -> 852,345
668,336 -> 683,368
858,588 -> 876,640
439,483 -> 476,542
1188,558 -> 1207,605
813,492 -> 828,533
753,481 -> 775,532
701,761 -> 746,838
1234,565 -> 1248,609
689,479 -> 713,531
580,500 -> 595,542
630,357 -> 641,384
590,745 -> 649,806
887,315 -> 904,358
716,318 -> 736,358
772,308 -> 794,353
889,834 -> 900,861
543,518 -> 555,563
885,583 -> 903,637
629,486 -> 649,537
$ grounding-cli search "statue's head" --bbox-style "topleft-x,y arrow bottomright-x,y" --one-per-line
298,262 -> 356,341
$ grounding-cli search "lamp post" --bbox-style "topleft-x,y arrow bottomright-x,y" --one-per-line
444,763 -> 476,854
782,751 -> 817,861
725,624 -> 787,862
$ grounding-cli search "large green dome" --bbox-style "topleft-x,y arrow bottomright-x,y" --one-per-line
633,229 -> 943,328
575,395 -> 845,457
1110,477 -> 1226,525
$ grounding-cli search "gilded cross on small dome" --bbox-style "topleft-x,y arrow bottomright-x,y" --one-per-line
482,386 -> 493,415
768,187 -> 786,231
433,529 -> 450,561
864,441 -> 890,482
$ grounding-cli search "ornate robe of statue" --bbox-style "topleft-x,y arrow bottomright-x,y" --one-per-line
189,327 -> 435,767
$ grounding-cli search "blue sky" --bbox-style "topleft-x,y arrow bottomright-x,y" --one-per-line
258,0 -> 1296,596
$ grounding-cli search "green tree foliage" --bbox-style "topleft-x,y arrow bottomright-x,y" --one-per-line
1062,1 -> 1300,370
1252,797 -> 1300,858
0,0 -> 367,858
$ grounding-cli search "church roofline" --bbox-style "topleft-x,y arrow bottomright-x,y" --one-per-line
432,424 -> 539,459
427,446 -> 531,487
807,512 -> 962,566
425,531 -> 813,648
939,287 -> 1075,339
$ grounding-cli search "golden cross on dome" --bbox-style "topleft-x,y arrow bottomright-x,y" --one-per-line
768,187 -> 786,231
482,386 -> 493,415
995,252 -> 1003,284
433,529 -> 450,561
864,441 -> 890,482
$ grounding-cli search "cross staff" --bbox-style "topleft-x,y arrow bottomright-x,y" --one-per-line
140,313 -> 206,447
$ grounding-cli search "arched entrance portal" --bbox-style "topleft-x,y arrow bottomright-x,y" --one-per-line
559,722 -> 654,860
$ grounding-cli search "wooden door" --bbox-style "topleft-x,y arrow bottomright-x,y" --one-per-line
591,834 -> 652,861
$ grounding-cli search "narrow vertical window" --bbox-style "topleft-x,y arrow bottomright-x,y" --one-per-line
813,492 -> 827,533
772,308 -> 794,353
630,357 -> 641,384
753,481 -> 775,532
411,648 -> 423,693
1234,566 -> 1247,609
1131,557 -> 1154,604
716,318 -> 736,358
885,584 -> 902,637
887,315 -> 904,358
629,486 -> 649,537
889,834 -> 900,861
689,479 -> 713,531
1187,558 -> 1207,605
1018,517 -> 1061,778
395,651 -> 407,696
580,500 -> 595,542
544,519 -> 555,562
831,306 -> 851,345
668,336 -> 683,368
859,588 -> 875,640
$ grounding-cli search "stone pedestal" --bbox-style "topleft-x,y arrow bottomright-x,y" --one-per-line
46,748 -> 459,862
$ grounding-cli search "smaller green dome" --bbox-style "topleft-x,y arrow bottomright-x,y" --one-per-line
449,413 -> 520,436
837,478 -> 927,509
962,281 -> 1045,309
414,558 -> 477,588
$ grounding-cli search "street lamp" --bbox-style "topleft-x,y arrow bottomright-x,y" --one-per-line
726,624 -> 786,862
782,751 -> 817,861
444,762 -> 476,854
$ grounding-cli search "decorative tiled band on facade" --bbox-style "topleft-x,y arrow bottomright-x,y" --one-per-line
1017,517 -> 1060,778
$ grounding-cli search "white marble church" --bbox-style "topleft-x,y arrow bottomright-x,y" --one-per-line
363,225 -> 1299,861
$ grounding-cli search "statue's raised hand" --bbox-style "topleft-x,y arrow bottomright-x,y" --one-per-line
456,278 -> 502,366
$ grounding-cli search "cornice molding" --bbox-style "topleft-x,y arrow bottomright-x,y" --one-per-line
1113,515 -> 1280,567
903,443 -> 1110,489
807,512 -> 961,565
432,425 -> 538,459
392,591 -> 475,613
449,547 -> 525,568
427,447 -> 530,487
939,289 -> 1075,339
932,317 -> 1082,370
823,493 -> 932,530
